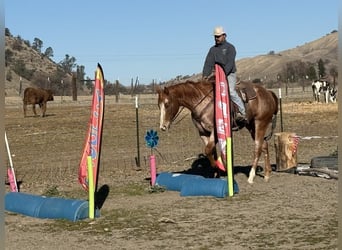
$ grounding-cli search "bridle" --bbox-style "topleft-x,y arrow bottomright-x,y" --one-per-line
170,87 -> 214,126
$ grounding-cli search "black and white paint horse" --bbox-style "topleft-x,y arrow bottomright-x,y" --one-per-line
312,80 -> 337,103
328,87 -> 338,103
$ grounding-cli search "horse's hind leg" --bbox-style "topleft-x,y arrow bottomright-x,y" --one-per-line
262,140 -> 272,182
32,104 -> 37,116
23,103 -> 27,117
247,139 -> 262,184
247,122 -> 268,184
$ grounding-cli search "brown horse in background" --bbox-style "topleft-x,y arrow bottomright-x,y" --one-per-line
156,79 -> 278,183
23,87 -> 54,117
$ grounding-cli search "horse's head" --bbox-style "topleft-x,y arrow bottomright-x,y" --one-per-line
156,86 -> 180,131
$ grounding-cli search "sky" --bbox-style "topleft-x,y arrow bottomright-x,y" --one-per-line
5,0 -> 339,86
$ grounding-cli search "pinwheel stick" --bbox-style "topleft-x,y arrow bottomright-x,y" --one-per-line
145,129 -> 159,186
150,154 -> 156,186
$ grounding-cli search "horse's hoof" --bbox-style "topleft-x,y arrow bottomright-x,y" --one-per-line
247,178 -> 254,184
264,176 -> 270,182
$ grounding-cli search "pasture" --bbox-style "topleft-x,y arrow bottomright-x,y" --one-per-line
5,87 -> 338,249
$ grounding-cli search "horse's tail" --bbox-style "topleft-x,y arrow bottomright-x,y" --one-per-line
264,90 -> 278,141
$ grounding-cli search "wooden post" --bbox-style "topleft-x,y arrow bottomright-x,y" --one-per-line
115,80 -> 119,103
72,74 -> 77,101
274,132 -> 299,171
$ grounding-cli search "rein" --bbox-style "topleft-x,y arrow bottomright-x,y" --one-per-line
172,87 -> 213,126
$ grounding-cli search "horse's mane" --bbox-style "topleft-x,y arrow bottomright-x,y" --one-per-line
166,79 -> 213,101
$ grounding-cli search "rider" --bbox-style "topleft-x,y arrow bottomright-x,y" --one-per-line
202,26 -> 246,124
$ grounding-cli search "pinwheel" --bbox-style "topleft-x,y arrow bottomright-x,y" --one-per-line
145,129 -> 159,186
145,129 -> 159,149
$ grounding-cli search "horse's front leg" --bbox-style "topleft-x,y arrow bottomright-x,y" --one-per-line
201,132 -> 216,168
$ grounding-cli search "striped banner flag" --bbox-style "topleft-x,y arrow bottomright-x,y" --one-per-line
215,64 -> 234,196
78,63 -> 105,191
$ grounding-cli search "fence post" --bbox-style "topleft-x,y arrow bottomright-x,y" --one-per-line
135,96 -> 141,168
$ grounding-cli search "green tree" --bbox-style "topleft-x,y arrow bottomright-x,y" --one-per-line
23,40 -> 31,47
6,70 -> 12,81
307,64 -> 317,80
12,59 -> 35,80
5,49 -> 14,66
5,27 -> 11,36
283,62 -> 296,82
85,77 -> 94,91
43,47 -> 54,58
59,54 -> 76,74
329,66 -> 338,85
76,65 -> 85,80
32,37 -> 43,53
317,58 -> 326,78
12,38 -> 23,51
76,65 -> 86,89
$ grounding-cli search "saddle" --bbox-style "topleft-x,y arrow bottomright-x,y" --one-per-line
235,80 -> 257,103
232,81 -> 257,131
206,75 -> 257,131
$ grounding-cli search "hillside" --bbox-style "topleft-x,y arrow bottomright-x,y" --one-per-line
236,31 -> 338,81
5,31 -> 338,96
170,31 -> 338,86
5,35 -> 61,96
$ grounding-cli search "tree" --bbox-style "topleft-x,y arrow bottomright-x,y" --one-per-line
317,58 -> 326,78
85,77 -> 94,91
329,66 -> 338,86
59,54 -> 76,74
32,37 -> 43,53
43,47 -> 54,58
307,63 -> 317,80
49,68 -> 70,95
5,27 -> 11,37
12,59 -> 35,80
23,40 -> 31,47
12,39 -> 23,51
76,65 -> 85,81
6,70 -> 12,81
283,62 -> 296,82
5,49 -> 14,66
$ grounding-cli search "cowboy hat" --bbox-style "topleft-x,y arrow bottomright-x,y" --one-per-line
213,26 -> 226,36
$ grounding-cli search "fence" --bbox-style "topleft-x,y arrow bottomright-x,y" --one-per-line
4,86 -> 338,190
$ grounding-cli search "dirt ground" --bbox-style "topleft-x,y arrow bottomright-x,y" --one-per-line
4,95 -> 338,250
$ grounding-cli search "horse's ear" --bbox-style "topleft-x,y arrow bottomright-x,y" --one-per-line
155,85 -> 162,94
155,85 -> 169,95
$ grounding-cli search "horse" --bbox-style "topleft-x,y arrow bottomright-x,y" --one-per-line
329,87 -> 337,103
312,80 -> 330,103
23,87 -> 54,117
156,78 -> 278,184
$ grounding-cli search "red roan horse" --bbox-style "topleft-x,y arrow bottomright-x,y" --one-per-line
157,78 -> 278,183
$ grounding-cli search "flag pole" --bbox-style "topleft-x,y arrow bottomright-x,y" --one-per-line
215,64 -> 234,197
87,156 -> 95,219
94,63 -> 105,194
5,132 -> 18,192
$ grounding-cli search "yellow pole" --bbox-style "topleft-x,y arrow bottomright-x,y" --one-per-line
87,156 -> 95,219
226,137 -> 234,197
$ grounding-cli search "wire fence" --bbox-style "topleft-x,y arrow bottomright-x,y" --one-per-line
5,86 -> 338,190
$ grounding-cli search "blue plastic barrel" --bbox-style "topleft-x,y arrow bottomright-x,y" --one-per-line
5,192 -> 46,217
155,172 -> 204,191
180,178 -> 239,198
5,192 -> 98,221
37,197 -> 89,221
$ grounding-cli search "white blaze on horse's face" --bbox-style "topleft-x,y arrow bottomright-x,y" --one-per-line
159,99 -> 170,131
